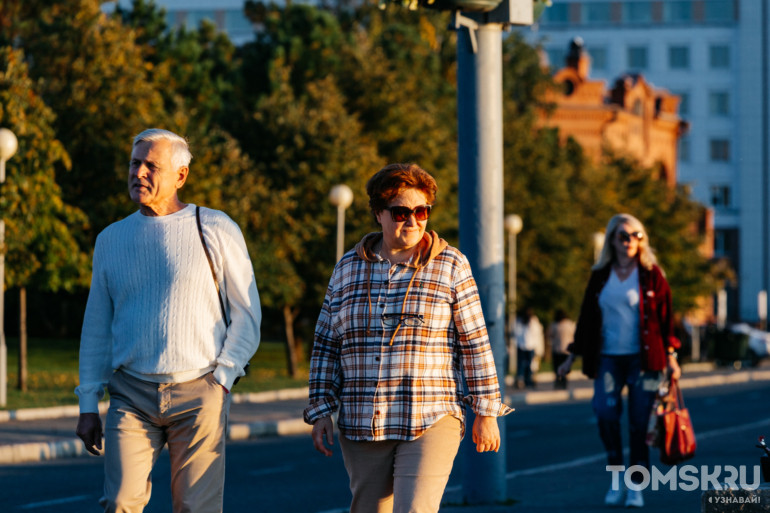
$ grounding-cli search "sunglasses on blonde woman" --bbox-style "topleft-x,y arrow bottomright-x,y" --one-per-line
384,205 -> 432,223
618,230 -> 644,243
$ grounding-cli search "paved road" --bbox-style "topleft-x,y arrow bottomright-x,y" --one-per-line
1,378 -> 768,512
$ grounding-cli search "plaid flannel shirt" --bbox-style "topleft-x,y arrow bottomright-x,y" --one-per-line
304,232 -> 512,441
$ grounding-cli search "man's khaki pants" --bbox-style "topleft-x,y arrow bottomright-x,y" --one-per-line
101,369 -> 230,513
339,415 -> 462,513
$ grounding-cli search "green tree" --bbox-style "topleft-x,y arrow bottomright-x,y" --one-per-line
116,0 -> 241,129
238,3 -> 460,235
336,6 -> 459,236
243,61 -> 382,372
0,47 -> 90,390
0,0 -> 169,234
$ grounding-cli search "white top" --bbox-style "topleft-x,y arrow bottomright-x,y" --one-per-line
515,316 -> 545,356
599,268 -> 640,355
549,319 -> 576,354
75,204 -> 261,413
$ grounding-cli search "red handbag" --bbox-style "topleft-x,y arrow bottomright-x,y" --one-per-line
657,379 -> 696,465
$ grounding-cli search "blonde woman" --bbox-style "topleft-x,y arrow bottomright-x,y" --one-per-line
558,213 -> 681,508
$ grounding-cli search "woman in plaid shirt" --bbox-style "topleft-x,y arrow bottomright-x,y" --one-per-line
304,163 -> 512,513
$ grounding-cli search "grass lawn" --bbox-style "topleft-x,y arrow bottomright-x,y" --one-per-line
2,338 -> 309,411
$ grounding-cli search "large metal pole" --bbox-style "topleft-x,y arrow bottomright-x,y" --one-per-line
0,128 -> 17,407
0,219 -> 5,406
457,20 -> 507,504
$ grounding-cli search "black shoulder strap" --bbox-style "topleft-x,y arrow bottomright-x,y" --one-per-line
196,206 -> 229,326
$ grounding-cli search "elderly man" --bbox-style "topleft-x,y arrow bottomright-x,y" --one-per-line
75,128 -> 261,513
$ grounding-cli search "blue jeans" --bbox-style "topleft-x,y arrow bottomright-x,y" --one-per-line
516,348 -> 535,386
592,355 -> 661,473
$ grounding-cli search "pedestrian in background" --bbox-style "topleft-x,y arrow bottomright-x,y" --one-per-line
304,163 -> 512,513
515,307 -> 544,389
75,129 -> 261,513
548,309 -> 576,390
558,213 -> 681,508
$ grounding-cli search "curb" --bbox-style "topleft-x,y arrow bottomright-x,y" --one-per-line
0,390 -> 313,465
507,366 -> 770,405
2,363 -> 768,466
0,402 -> 110,423
0,438 -> 91,464
0,418 -> 313,465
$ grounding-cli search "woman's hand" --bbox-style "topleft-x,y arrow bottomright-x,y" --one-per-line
556,354 -> 575,378
668,353 -> 682,381
311,416 -> 335,457
472,415 -> 501,453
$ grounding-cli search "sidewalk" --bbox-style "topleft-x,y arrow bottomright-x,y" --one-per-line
1,361 -> 769,465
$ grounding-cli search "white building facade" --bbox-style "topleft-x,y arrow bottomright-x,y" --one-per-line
523,0 -> 769,323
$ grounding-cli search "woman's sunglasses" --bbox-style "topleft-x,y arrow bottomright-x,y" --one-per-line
618,230 -> 644,243
384,205 -> 432,223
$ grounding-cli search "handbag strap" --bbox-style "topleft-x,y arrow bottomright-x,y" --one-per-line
668,378 -> 686,410
196,206 -> 229,326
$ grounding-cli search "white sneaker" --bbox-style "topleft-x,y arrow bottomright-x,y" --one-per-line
625,488 -> 644,508
604,484 -> 624,506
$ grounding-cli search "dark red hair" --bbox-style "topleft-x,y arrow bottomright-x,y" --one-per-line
366,163 -> 437,222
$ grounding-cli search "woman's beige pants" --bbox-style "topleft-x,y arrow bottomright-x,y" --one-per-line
339,415 -> 463,513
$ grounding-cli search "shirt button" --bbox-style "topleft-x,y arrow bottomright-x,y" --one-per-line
375,410 -> 381,415
375,357 -> 380,362
644,345 -> 649,349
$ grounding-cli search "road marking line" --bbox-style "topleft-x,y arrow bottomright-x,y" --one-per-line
445,416 -> 770,493
19,495 -> 91,509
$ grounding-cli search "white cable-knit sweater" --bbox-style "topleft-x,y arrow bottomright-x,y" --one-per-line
75,204 -> 261,413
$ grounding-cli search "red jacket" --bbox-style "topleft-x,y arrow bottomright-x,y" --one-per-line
568,263 -> 680,379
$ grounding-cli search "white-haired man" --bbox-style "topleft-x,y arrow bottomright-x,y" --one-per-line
76,128 -> 261,512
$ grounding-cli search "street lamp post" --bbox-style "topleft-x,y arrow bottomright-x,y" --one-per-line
0,127 -> 19,407
504,214 -> 522,377
329,184 -> 354,263
592,231 -> 605,264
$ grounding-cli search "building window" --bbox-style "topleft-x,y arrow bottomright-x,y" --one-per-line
588,46 -> 608,71
628,46 -> 648,70
546,48 -> 567,71
663,1 -> 692,22
678,136 -> 690,162
710,139 -> 730,162
622,2 -> 653,24
669,46 -> 690,69
541,3 -> 569,24
674,91 -> 690,115
704,0 -> 736,22
710,44 -> 730,69
709,91 -> 730,116
710,185 -> 731,208
713,229 -> 734,257
583,2 -> 612,24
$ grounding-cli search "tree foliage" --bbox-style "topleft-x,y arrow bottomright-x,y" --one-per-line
0,47 -> 90,292
0,0 -> 725,347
